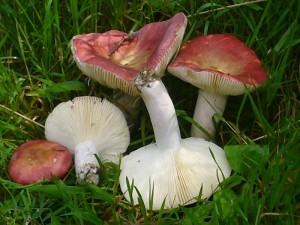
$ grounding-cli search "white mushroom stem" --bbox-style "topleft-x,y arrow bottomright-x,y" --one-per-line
191,90 -> 228,139
74,141 -> 100,185
135,76 -> 181,150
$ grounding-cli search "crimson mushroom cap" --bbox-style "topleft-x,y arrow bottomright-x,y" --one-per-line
168,34 -> 268,95
8,140 -> 72,185
71,12 -> 187,96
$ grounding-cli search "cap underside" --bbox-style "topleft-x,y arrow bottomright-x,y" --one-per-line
45,96 -> 130,163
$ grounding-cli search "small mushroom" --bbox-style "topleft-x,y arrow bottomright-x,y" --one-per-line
168,34 -> 267,139
45,96 -> 130,185
119,73 -> 231,210
8,140 -> 72,184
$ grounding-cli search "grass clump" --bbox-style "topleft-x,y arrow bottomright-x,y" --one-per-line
0,0 -> 299,224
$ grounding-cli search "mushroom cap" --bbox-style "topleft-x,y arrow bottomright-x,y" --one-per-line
168,34 -> 267,95
8,140 -> 72,185
71,12 -> 187,96
45,96 -> 130,163
119,137 -> 231,210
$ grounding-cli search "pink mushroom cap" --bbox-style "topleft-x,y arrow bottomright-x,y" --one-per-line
71,12 -> 187,96
8,140 -> 72,184
168,34 -> 268,95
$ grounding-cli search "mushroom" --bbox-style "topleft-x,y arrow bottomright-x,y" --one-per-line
45,96 -> 130,185
119,72 -> 231,210
71,12 -> 187,95
167,34 -> 268,139
71,13 -> 187,115
8,140 -> 72,185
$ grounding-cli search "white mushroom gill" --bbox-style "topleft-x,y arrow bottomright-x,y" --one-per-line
45,96 -> 130,185
119,75 -> 231,210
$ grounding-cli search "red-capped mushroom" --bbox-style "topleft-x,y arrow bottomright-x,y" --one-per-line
168,34 -> 267,139
8,140 -> 72,184
71,12 -> 187,96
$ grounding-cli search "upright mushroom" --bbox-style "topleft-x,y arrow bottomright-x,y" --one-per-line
71,12 -> 187,111
8,140 -> 72,185
119,73 -> 231,210
45,96 -> 130,185
168,34 -> 267,139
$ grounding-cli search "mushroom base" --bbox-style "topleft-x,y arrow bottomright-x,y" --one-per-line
76,163 -> 101,185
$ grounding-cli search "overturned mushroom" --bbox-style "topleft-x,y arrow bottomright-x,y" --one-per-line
45,96 -> 130,185
168,34 -> 267,139
119,73 -> 231,210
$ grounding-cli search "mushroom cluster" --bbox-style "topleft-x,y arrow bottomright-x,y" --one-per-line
69,13 -> 234,209
8,96 -> 130,186
8,12 -> 267,211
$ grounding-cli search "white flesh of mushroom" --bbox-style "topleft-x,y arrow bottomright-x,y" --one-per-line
119,74 -> 231,210
45,96 -> 130,185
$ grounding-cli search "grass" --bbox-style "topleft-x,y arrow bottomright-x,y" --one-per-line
0,0 -> 299,224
